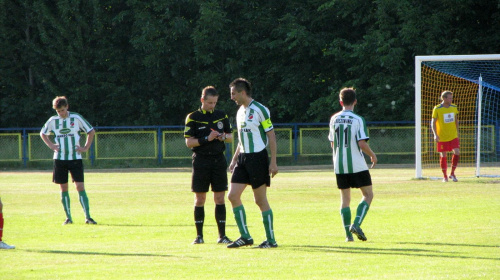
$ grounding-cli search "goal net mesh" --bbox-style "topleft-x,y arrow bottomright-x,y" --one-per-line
420,59 -> 500,178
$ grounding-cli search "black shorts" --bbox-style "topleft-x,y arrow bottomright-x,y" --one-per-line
335,170 -> 372,189
53,159 -> 84,184
191,153 -> 228,193
231,149 -> 270,189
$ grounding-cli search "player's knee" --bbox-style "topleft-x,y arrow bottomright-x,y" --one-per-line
227,192 -> 239,204
254,198 -> 269,211
364,193 -> 374,204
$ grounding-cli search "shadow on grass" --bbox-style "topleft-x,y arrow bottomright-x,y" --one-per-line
285,245 -> 500,261
395,242 -> 500,248
96,223 -> 238,228
24,249 -> 191,258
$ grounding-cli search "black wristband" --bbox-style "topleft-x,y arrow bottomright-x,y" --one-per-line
198,136 -> 209,145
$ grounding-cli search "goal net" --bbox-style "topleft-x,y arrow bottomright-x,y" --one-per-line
415,54 -> 500,179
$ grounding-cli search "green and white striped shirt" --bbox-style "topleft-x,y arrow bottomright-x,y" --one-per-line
328,110 -> 369,174
41,112 -> 94,160
236,100 -> 274,153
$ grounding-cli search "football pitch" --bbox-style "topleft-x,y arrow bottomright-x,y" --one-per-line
1,167 -> 499,279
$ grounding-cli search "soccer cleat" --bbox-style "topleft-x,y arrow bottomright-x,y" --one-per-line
0,241 -> 15,249
256,240 -> 278,248
63,218 -> 73,225
449,174 -> 458,182
442,177 -> 448,183
217,235 -> 232,244
227,237 -> 254,248
85,218 -> 97,224
192,236 -> 204,244
350,224 -> 367,241
345,236 -> 354,242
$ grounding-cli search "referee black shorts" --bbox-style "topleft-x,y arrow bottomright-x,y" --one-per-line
231,149 -> 270,189
335,170 -> 372,189
53,159 -> 85,184
191,153 -> 228,193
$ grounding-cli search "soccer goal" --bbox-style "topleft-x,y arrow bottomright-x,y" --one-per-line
415,54 -> 500,179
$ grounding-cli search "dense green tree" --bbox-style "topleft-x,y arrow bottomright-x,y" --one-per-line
1,0 -> 499,128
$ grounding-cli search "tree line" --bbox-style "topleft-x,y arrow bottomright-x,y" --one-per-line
1,0 -> 499,128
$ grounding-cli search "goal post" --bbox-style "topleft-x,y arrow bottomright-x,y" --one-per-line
415,54 -> 500,179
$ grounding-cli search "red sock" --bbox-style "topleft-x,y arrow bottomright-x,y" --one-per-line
451,155 -> 459,175
0,213 -> 4,241
440,156 -> 448,178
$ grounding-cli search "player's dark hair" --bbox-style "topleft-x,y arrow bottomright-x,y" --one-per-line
52,96 -> 68,109
339,87 -> 356,106
229,78 -> 252,97
202,86 -> 219,100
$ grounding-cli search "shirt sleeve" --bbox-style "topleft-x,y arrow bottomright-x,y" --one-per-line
77,115 -> 94,133
356,117 -> 370,142
432,106 -> 438,119
328,116 -> 335,142
223,114 -> 232,133
259,107 -> 273,132
184,113 -> 195,138
41,119 -> 53,135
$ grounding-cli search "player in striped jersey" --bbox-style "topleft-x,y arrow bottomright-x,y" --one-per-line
40,96 -> 97,225
328,88 -> 377,242
226,78 -> 279,249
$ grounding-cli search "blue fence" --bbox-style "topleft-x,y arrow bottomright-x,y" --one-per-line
0,122 -> 423,168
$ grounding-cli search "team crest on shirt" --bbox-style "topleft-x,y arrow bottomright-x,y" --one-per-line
70,122 -> 74,127
444,113 -> 454,123
248,113 -> 254,121
217,122 -> 223,129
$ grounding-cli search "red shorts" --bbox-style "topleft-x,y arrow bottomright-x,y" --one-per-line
437,138 -> 459,152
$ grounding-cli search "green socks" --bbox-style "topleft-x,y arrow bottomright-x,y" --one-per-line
233,206 -> 276,242
233,205 -> 251,239
262,209 -> 276,243
78,190 -> 91,219
340,207 -> 352,237
61,191 -> 72,220
353,201 -> 370,226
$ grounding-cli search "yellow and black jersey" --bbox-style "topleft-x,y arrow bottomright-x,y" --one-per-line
184,108 -> 232,155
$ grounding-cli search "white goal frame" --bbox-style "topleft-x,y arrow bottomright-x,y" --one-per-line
415,54 -> 500,179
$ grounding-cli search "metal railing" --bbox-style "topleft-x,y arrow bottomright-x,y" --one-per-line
0,122 -> 423,167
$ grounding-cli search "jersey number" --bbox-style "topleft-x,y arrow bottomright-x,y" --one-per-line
335,126 -> 350,148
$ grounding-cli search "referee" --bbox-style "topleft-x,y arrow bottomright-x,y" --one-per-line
184,86 -> 233,245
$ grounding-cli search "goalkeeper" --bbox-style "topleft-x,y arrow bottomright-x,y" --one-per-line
431,91 -> 460,182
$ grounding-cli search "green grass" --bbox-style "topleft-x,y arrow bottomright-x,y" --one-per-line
0,168 -> 499,279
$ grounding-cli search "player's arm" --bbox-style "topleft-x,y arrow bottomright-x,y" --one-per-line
219,132 -> 233,143
186,130 -> 219,148
229,143 -> 241,173
431,118 -> 439,142
266,129 -> 278,177
358,139 -> 377,168
40,132 -> 59,152
77,129 -> 95,153
40,122 -> 59,152
218,114 -> 233,143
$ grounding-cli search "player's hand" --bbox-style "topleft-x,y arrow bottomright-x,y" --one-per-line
216,133 -> 226,142
75,145 -> 88,154
229,161 -> 237,173
208,130 -> 219,141
269,163 -> 278,178
51,143 -> 60,152
370,155 -> 378,169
